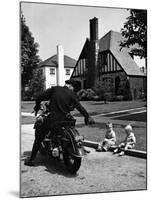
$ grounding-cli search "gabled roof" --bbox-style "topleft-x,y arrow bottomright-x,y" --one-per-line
99,30 -> 145,76
39,55 -> 76,68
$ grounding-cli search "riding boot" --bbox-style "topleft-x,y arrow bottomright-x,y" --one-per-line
24,139 -> 41,166
24,128 -> 44,166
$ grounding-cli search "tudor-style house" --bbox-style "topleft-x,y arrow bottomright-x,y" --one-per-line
71,17 -> 146,100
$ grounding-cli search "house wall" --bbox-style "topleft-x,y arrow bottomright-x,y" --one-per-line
96,73 -> 146,100
96,51 -> 146,100
96,71 -> 127,99
45,67 -> 57,89
64,68 -> 74,83
44,66 -> 74,89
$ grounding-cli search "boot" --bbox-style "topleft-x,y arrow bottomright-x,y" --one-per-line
24,158 -> 35,166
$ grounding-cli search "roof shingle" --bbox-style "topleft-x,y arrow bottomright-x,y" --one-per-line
39,55 -> 76,68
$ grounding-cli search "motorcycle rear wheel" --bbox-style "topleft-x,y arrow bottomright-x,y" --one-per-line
63,153 -> 81,174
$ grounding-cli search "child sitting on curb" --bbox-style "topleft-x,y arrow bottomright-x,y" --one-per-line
96,122 -> 116,152
113,124 -> 136,156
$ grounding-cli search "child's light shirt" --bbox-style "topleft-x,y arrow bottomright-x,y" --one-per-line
125,132 -> 136,144
105,129 -> 116,141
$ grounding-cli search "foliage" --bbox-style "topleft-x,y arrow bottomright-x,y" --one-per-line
77,88 -> 100,101
120,9 -> 147,59
94,79 -> 108,101
21,12 -> 42,100
27,68 -> 45,100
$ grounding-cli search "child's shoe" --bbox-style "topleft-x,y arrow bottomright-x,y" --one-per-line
118,151 -> 125,156
113,148 -> 118,154
96,146 -> 103,152
102,147 -> 107,152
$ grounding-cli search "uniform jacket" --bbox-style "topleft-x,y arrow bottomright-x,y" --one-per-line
36,86 -> 89,119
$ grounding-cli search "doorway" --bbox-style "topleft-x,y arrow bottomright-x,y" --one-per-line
115,76 -> 120,95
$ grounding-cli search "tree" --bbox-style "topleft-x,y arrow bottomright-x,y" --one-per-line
120,9 -> 147,59
27,68 -> 45,100
21,12 -> 42,99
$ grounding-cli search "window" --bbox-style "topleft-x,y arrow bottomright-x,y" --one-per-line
50,68 -> 55,75
66,69 -> 70,75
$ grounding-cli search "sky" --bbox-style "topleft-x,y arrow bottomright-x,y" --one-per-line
21,2 -> 130,61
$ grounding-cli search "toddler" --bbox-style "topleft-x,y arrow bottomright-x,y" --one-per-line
96,122 -> 116,152
113,124 -> 136,156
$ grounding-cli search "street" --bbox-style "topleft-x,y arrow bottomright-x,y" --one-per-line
21,143 -> 146,198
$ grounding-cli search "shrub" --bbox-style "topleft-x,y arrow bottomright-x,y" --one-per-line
111,95 -> 124,101
77,88 -> 100,101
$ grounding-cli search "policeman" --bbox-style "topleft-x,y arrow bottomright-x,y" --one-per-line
24,79 -> 95,166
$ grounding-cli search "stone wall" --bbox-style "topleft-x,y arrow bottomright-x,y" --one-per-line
95,72 -> 146,100
129,76 -> 146,99
95,71 -> 128,100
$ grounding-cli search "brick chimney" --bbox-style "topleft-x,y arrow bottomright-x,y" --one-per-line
87,17 -> 99,88
90,17 -> 98,41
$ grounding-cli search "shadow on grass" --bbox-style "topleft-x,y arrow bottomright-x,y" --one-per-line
21,151 -> 79,178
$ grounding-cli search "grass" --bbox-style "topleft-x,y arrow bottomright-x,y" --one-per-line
76,123 -> 146,152
72,100 -> 146,117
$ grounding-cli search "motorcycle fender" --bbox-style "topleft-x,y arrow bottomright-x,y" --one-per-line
76,147 -> 85,157
66,147 -> 85,158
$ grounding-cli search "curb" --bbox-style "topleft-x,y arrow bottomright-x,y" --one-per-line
83,140 -> 147,159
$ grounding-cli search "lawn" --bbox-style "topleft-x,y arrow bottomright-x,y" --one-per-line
72,100 -> 146,116
21,99 -> 146,118
76,123 -> 146,152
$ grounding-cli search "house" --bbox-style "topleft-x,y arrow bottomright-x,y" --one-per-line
71,17 -> 146,100
39,46 -> 76,89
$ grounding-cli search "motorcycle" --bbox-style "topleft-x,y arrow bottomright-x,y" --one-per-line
34,103 -> 86,174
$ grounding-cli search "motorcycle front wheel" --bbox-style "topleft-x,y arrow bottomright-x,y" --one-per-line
63,153 -> 81,174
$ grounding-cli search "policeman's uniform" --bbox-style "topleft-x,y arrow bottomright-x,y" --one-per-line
28,85 -> 90,163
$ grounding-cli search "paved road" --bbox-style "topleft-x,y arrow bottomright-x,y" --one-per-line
21,124 -> 147,198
